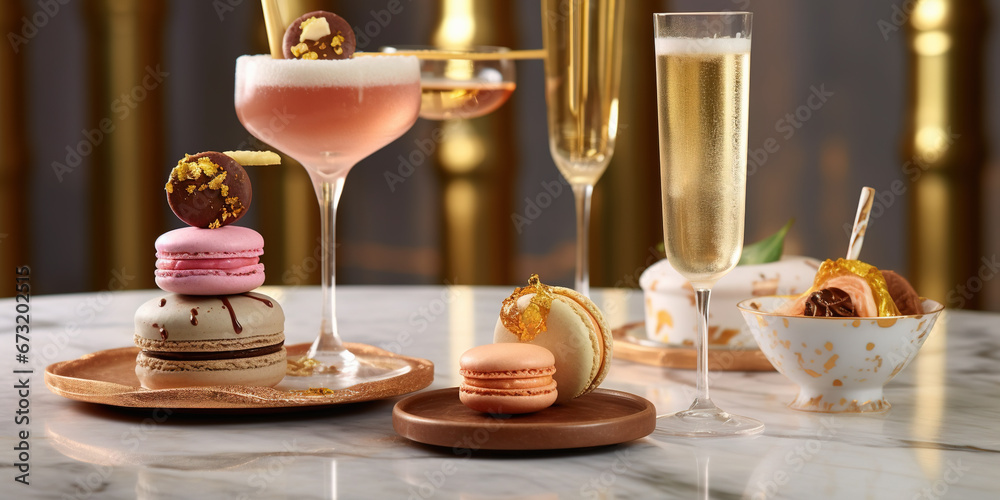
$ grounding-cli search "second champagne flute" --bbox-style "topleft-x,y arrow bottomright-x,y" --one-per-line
541,0 -> 624,297
653,12 -> 763,436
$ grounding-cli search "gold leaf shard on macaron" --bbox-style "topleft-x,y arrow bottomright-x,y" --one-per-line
500,274 -> 554,342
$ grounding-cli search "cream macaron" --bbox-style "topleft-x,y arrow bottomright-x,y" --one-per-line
134,292 -> 286,389
493,275 -> 613,403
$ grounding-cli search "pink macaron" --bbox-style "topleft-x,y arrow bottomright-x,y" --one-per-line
154,225 -> 265,295
459,343 -> 558,414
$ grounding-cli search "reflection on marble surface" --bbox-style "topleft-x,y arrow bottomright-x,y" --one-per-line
2,286 -> 999,499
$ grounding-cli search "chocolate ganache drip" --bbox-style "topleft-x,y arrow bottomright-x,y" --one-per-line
803,287 -> 856,317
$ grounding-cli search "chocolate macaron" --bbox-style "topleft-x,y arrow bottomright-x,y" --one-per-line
134,292 -> 285,389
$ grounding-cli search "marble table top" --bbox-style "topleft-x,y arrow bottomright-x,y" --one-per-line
2,285 -> 998,499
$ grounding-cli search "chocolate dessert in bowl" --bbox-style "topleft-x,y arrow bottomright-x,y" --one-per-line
737,189 -> 944,413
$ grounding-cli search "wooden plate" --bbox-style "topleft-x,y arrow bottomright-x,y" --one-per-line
393,388 -> 656,451
613,322 -> 775,371
44,343 -> 434,412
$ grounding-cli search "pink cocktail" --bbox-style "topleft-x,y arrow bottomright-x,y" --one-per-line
237,55 -> 421,177
235,54 -> 420,388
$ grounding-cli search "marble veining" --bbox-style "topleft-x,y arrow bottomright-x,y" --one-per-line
1,286 -> 999,499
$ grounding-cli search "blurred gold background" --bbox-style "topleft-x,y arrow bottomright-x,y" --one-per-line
1,0 -> 998,311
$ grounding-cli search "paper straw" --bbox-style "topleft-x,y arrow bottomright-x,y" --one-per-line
846,187 -> 876,260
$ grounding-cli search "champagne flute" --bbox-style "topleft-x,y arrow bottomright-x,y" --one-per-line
541,0 -> 624,297
653,12 -> 762,436
235,55 -> 421,389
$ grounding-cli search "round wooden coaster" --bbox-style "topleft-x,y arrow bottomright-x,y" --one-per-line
393,387 -> 656,451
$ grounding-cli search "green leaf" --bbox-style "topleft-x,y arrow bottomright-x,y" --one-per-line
738,218 -> 794,266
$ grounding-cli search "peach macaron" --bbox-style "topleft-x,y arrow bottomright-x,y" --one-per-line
459,343 -> 558,414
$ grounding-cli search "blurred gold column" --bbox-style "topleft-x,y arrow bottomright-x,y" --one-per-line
591,0 -> 663,288
903,0 -> 986,308
431,0 -> 516,285
83,0 -> 167,290
0,2 -> 29,290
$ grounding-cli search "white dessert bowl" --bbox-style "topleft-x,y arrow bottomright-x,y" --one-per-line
738,295 -> 944,413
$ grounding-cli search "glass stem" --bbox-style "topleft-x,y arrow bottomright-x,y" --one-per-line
696,452 -> 711,500
572,183 -> 593,296
307,176 -> 352,361
694,288 -> 712,404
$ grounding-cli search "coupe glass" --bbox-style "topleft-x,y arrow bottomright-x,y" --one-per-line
653,12 -> 762,436
381,46 -> 516,120
540,0 -> 625,297
235,55 -> 421,389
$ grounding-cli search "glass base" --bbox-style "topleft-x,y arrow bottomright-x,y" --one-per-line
277,350 -> 413,391
307,342 -> 359,374
654,398 -> 764,437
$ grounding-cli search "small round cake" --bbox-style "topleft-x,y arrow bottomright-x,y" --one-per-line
459,343 -> 557,414
134,292 -> 285,389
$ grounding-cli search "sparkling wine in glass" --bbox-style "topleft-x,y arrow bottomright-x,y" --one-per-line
381,46 -> 517,120
235,54 -> 421,389
653,12 -> 763,436
541,0 -> 624,297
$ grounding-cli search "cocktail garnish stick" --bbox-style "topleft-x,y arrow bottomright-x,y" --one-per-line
260,0 -> 284,59
359,49 -> 545,61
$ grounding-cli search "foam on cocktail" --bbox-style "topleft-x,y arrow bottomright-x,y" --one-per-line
654,36 -> 750,55
236,54 -> 420,87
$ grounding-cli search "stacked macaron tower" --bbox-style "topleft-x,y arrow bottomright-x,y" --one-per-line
133,151 -> 287,390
